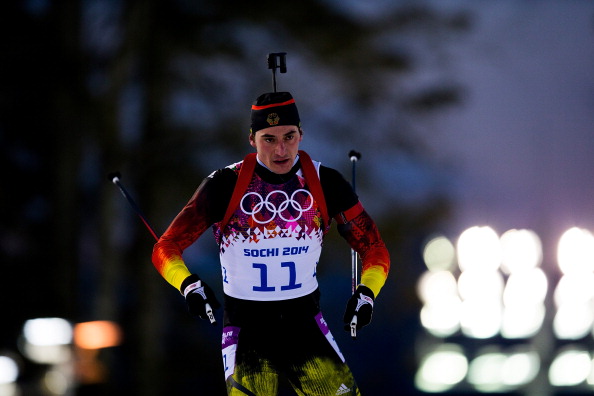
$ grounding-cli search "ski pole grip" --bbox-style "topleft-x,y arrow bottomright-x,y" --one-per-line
197,280 -> 216,325
349,150 -> 361,162
205,303 -> 216,325
350,315 -> 357,339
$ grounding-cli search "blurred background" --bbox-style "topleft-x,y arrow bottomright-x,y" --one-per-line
2,0 -> 594,395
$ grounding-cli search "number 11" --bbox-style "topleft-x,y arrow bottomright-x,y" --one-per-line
252,262 -> 302,292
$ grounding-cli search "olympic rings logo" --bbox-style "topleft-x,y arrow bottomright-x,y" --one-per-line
240,189 -> 314,224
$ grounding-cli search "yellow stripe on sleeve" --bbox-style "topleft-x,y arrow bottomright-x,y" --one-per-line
360,266 -> 388,298
161,257 -> 193,291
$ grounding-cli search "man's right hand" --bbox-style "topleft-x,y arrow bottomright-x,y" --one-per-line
181,274 -> 221,324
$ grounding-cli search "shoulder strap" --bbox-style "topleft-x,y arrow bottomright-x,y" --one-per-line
219,151 -> 330,233
219,153 -> 257,231
298,150 -> 330,232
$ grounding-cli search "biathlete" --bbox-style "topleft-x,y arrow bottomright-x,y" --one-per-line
152,91 -> 390,395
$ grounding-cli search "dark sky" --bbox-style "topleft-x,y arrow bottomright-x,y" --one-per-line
423,1 -> 594,249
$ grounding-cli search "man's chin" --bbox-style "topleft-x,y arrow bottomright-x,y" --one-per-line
271,161 -> 292,174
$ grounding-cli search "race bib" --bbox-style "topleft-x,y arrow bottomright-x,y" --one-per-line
221,237 -> 321,300
217,171 -> 325,301
222,326 -> 240,379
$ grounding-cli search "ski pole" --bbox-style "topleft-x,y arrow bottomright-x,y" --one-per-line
348,150 -> 361,339
108,171 -> 216,324
108,172 -> 159,241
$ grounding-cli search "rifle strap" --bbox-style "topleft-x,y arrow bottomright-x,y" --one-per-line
219,150 -> 329,232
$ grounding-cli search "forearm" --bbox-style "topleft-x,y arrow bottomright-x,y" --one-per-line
338,210 -> 390,297
359,253 -> 390,298
151,194 -> 213,291
152,240 -> 193,290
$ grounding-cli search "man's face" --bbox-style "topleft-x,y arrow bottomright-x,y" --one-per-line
249,125 -> 302,174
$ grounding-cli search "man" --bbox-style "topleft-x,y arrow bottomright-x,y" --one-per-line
152,91 -> 390,395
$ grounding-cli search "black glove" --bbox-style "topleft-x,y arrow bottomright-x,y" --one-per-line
343,285 -> 375,332
181,274 -> 221,324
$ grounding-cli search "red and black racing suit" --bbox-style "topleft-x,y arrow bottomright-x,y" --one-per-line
152,153 -> 390,395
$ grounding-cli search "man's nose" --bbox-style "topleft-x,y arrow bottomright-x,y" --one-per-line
276,141 -> 287,155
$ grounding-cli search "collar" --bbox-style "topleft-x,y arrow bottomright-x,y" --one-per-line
254,154 -> 301,185
255,154 -> 300,171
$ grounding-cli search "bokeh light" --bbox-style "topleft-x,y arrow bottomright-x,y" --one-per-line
21,318 -> 73,365
557,227 -> 594,275
23,318 -> 72,346
415,344 -> 468,393
553,272 -> 594,308
457,226 -> 501,272
466,347 -> 539,392
73,321 -> 122,350
416,270 -> 458,304
415,226 -> 594,393
549,347 -> 591,386
459,298 -> 502,339
457,269 -> 504,302
420,296 -> 462,338
500,229 -> 542,274
423,235 -> 456,272
553,303 -> 593,340
0,356 -> 19,384
503,268 -> 547,306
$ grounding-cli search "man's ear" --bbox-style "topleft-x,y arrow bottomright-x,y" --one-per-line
248,133 -> 256,148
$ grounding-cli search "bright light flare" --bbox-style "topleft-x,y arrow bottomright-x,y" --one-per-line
553,303 -> 594,340
73,321 -> 122,350
460,299 -> 502,339
0,356 -> 19,384
457,226 -> 501,272
457,269 -> 504,338
457,269 -> 504,302
553,273 -> 594,308
549,348 -> 591,386
467,349 -> 539,392
503,268 -> 548,306
500,229 -> 542,274
415,345 -> 468,393
21,318 -> 73,364
418,270 -> 461,337
417,270 -> 458,304
468,351 -> 508,392
501,268 -> 547,338
557,227 -> 594,275
23,318 -> 72,346
501,303 -> 546,339
420,296 -> 462,337
503,350 -> 540,387
423,236 -> 456,272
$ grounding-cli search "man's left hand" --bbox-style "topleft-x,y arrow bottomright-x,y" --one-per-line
343,285 -> 375,331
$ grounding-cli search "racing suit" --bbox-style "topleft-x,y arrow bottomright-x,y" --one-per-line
152,152 -> 390,395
